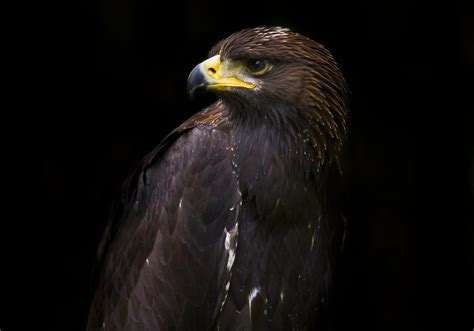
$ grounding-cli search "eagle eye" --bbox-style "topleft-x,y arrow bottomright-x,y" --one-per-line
246,59 -> 270,74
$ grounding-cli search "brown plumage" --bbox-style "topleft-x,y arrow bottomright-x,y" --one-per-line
88,26 -> 349,330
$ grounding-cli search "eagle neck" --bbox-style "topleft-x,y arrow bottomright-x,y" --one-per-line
223,99 -> 343,175
225,101 -> 340,208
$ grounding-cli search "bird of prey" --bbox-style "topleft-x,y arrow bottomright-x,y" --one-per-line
88,26 -> 349,330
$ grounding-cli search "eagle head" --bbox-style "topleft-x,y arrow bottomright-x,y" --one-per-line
187,26 -> 348,164
188,27 -> 347,118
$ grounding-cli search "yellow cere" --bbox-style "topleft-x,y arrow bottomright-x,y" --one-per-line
200,55 -> 256,90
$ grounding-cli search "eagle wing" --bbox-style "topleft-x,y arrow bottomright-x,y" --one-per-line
88,118 -> 241,330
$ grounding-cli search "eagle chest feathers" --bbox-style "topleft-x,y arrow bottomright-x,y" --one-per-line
88,26 -> 348,331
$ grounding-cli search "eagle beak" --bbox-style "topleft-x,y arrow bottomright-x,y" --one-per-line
187,55 -> 255,98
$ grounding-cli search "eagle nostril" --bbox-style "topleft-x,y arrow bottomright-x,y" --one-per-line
208,67 -> 216,75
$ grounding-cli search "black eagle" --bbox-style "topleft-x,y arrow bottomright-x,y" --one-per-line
88,26 -> 349,330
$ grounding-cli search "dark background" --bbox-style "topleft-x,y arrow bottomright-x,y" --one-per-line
1,0 -> 472,330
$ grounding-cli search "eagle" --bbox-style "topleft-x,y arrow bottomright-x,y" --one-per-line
87,26 -> 349,330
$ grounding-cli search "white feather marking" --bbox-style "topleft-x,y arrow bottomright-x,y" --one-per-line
225,222 -> 239,271
248,286 -> 261,323
219,195 -> 241,313
249,287 -> 260,301
219,280 -> 231,312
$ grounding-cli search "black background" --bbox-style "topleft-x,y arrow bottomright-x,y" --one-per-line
1,0 -> 472,330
